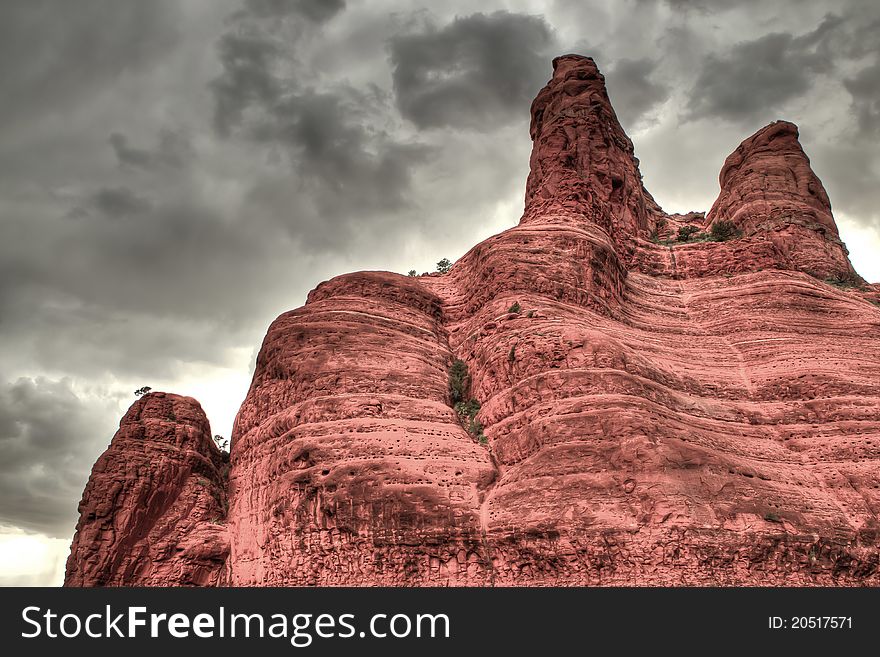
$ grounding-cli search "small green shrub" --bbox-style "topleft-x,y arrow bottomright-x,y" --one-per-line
436,258 -> 452,274
526,310 -> 535,318
508,301 -> 521,314
407,270 -> 417,277
677,225 -> 700,242
824,272 -> 863,289
710,220 -> 741,242
448,360 -> 488,447
764,511 -> 782,523
448,359 -> 470,405
134,386 -> 152,397
650,217 -> 668,241
454,398 -> 480,420
508,345 -> 516,363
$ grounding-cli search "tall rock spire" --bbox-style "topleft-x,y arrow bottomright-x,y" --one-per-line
522,55 -> 662,239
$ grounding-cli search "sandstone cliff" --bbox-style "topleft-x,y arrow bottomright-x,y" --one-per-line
66,55 -> 880,586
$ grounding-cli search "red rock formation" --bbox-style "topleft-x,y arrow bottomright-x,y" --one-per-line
705,120 -> 858,281
66,55 -> 880,586
227,272 -> 495,585
65,393 -> 229,586
523,56 -> 664,242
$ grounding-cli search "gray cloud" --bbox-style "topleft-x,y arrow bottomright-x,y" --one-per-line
240,0 -> 346,22
0,1 -> 181,130
659,0 -> 764,11
209,4 -> 432,250
109,130 -> 192,170
84,186 -> 153,218
607,58 -> 671,126
0,377 -> 121,538
685,17 -> 842,123
210,31 -> 283,137
844,60 -> 880,135
389,11 -> 555,130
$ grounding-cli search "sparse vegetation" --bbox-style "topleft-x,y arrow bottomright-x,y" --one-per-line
650,217 -> 668,241
677,225 -> 700,242
764,511 -> 782,523
134,386 -> 152,397
508,344 -> 516,363
448,359 -> 470,405
436,258 -> 452,274
407,270 -> 417,277
455,398 -> 480,419
709,220 -> 741,242
448,360 -> 488,446
508,301 -> 521,314
824,272 -> 864,289
213,434 -> 229,452
526,310 -> 535,318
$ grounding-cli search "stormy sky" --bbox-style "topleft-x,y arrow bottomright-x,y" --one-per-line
1,0 -> 879,585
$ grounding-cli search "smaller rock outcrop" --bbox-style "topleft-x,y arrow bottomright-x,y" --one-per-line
64,393 -> 229,586
706,120 -> 857,280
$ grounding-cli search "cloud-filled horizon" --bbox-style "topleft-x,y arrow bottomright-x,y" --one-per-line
2,0 -> 879,585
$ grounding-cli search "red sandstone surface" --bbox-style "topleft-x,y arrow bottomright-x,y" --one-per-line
66,393 -> 228,585
66,55 -> 880,586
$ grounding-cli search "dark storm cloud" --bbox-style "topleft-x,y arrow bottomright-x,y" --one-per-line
240,0 -> 346,22
211,0 -> 347,137
109,130 -> 192,171
0,0 -> 181,128
0,377 -> 119,538
254,89 -> 431,214
209,4 -> 431,249
659,0 -> 763,11
685,16 -> 842,123
210,31 -> 283,137
389,11 -> 555,130
83,187 -> 153,218
607,58 -> 671,126
844,61 -> 880,135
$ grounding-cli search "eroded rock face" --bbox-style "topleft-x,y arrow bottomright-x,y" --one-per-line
227,272 -> 495,585
705,120 -> 857,280
66,55 -> 880,586
65,393 -> 229,586
523,55 -> 664,242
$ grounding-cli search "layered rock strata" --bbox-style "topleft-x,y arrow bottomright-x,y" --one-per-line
66,55 -> 880,586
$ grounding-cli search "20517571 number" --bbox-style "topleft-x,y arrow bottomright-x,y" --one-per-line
768,616 -> 852,629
